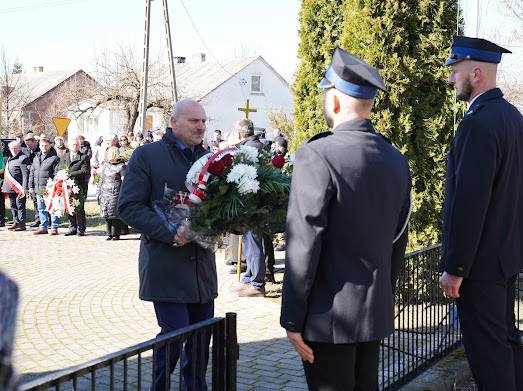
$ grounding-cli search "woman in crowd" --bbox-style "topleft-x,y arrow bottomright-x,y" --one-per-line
118,135 -> 132,152
97,146 -> 126,240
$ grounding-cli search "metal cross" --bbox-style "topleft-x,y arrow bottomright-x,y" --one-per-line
237,99 -> 257,119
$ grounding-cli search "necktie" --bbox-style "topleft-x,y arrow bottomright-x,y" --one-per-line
182,147 -> 193,163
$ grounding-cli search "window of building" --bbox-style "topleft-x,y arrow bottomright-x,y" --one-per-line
251,75 -> 262,94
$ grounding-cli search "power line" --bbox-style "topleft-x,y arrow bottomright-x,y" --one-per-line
0,0 -> 87,14
177,0 -> 245,84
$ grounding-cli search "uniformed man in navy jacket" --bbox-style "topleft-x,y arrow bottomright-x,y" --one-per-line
280,48 -> 411,390
440,36 -> 523,390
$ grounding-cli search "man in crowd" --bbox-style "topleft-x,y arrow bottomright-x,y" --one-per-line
208,129 -> 223,152
58,139 -> 89,236
2,141 -> 30,231
118,99 -> 217,391
439,36 -> 523,390
0,140 -> 5,227
231,119 -> 269,297
22,133 -> 41,228
28,136 -> 61,235
280,48 -> 411,390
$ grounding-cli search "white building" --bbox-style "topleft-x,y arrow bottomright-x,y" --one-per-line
68,55 -> 293,144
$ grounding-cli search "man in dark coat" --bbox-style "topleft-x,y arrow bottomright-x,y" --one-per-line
57,138 -> 90,236
22,133 -> 41,228
439,36 -> 523,391
280,48 -> 411,390
118,99 -> 217,391
28,136 -> 61,235
2,141 -> 30,231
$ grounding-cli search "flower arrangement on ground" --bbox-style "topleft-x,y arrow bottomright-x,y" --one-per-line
43,169 -> 81,217
154,145 -> 292,246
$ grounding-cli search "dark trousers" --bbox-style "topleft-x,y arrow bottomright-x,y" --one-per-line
303,340 -> 380,391
31,194 -> 39,223
152,301 -> 214,391
8,193 -> 26,226
67,197 -> 86,232
241,231 -> 266,290
105,218 -> 123,237
457,275 -> 523,391
0,192 -> 5,222
262,234 -> 275,276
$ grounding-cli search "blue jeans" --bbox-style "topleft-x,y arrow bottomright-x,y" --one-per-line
36,194 -> 59,230
152,301 -> 214,391
241,231 -> 266,290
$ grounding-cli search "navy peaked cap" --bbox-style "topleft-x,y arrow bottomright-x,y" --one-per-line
318,47 -> 387,99
444,35 -> 511,66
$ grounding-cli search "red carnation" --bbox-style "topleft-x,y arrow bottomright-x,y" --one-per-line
221,154 -> 234,167
208,159 -> 225,176
272,155 -> 285,169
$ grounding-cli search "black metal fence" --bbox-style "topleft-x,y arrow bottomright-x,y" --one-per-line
19,313 -> 239,391
17,246 -> 523,391
381,244 -> 523,390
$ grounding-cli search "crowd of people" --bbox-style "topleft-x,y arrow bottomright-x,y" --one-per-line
2,35 -> 522,391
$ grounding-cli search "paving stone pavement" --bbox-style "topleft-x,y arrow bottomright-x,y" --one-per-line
0,223 -> 307,390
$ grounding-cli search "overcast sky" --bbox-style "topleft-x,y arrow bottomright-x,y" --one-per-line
0,0 -> 520,82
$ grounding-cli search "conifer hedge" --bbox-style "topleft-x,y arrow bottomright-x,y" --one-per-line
293,0 -> 459,249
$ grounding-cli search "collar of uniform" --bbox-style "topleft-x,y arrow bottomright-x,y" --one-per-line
467,88 -> 503,115
334,118 -> 374,133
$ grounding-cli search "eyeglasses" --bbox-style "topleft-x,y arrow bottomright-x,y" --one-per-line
120,139 -> 127,142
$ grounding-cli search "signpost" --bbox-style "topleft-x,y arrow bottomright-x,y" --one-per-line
52,117 -> 71,137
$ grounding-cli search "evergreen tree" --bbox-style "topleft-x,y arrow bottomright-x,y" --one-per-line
293,0 -> 459,249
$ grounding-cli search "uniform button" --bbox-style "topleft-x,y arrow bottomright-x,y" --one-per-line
457,267 -> 463,271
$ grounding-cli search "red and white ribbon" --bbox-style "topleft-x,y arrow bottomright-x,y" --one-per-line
4,163 -> 25,198
45,179 -> 73,216
187,147 -> 237,205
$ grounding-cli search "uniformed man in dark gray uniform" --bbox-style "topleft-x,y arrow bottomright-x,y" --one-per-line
280,48 -> 411,390
439,36 -> 523,391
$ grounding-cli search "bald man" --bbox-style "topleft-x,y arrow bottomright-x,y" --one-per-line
118,100 -> 217,391
440,36 -> 523,390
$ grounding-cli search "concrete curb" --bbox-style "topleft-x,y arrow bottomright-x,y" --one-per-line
399,348 -> 471,391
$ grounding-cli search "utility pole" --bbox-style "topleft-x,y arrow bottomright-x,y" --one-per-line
138,0 -> 152,133
163,0 -> 178,104
138,0 -> 178,133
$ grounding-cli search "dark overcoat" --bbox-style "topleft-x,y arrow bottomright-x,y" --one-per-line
117,128 -> 217,303
1,152 -> 30,194
280,119 -> 411,344
57,151 -> 90,196
28,148 -> 60,190
441,88 -> 523,279
97,162 -> 125,220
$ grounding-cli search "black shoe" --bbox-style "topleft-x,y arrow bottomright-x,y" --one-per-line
265,274 -> 276,283
112,236 -> 120,240
0,222 -> 4,227
65,230 -> 77,236
77,231 -> 86,237
29,221 -> 40,228
106,236 -> 113,241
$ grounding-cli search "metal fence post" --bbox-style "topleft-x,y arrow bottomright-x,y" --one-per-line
225,312 -> 238,391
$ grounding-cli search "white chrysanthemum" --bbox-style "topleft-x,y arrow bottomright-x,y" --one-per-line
185,153 -> 212,189
226,164 -> 257,184
71,185 -> 80,194
66,179 -> 75,187
55,170 -> 69,180
237,178 -> 260,195
46,178 -> 53,186
238,145 -> 259,163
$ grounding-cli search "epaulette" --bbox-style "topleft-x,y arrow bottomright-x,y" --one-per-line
307,131 -> 333,143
